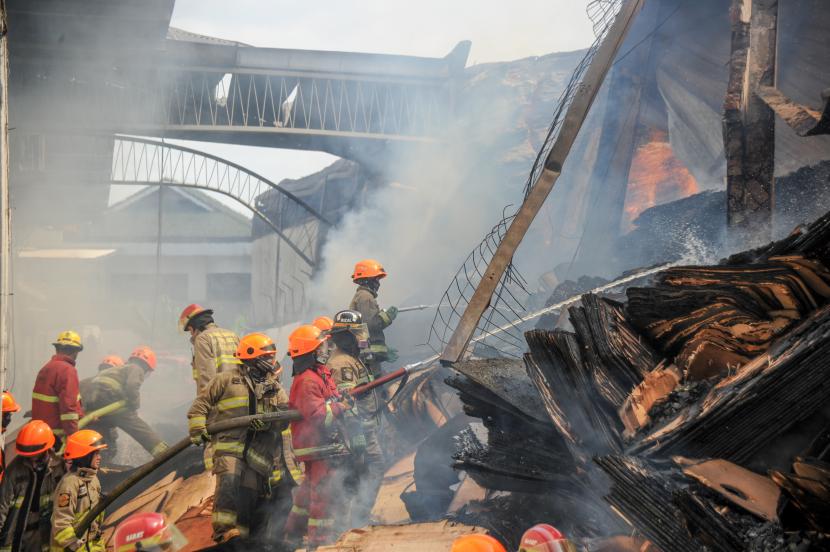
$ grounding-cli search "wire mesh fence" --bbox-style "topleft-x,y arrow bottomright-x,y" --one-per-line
425,0 -> 625,359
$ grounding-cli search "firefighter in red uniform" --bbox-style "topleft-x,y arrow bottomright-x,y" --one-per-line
32,331 -> 84,447
283,324 -> 353,550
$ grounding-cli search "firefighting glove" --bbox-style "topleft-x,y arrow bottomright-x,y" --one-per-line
340,392 -> 356,411
385,306 -> 399,322
190,429 -> 209,446
250,418 -> 268,432
386,347 -> 399,363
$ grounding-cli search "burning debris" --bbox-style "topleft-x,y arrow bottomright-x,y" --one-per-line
447,209 -> 830,551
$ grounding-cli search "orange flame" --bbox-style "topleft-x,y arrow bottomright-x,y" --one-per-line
622,130 -> 698,231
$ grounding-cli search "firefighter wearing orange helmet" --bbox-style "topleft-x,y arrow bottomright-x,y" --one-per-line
97,354 -> 124,372
0,391 -> 21,484
451,534 -> 507,552
0,421 -> 64,552
178,304 -> 241,395
51,429 -> 108,552
81,346 -> 168,461
327,310 -> 384,528
349,259 -> 398,378
284,324 -> 353,549
187,333 -> 290,544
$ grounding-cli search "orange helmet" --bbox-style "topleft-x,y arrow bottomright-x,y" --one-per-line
351,259 -> 387,281
16,420 -> 55,457
312,316 -> 334,332
519,524 -> 576,552
114,512 -> 187,552
451,534 -> 507,552
236,333 -> 277,360
2,391 -> 21,413
178,304 -> 213,332
64,429 -> 107,460
99,355 -> 125,370
130,346 -> 157,371
287,325 -> 328,358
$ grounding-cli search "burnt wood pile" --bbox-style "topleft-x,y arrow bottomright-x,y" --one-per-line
447,209 -> 830,551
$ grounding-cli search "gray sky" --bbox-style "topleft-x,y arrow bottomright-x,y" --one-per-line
117,1 -> 595,211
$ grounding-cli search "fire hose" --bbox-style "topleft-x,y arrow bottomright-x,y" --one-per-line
71,362 -> 433,539
77,401 -> 127,429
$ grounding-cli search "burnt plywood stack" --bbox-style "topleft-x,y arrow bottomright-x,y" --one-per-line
449,210 -> 830,550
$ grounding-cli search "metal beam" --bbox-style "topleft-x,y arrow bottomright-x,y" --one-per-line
439,0 -> 645,365
723,0 -> 778,244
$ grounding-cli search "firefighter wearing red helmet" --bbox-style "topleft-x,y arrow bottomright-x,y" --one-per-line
0,421 -> 64,552
113,512 -> 187,552
81,346 -> 168,462
51,430 -> 108,552
519,524 -> 578,552
349,259 -> 399,378
187,333 -> 290,544
284,324 -> 353,549
178,304 -> 241,395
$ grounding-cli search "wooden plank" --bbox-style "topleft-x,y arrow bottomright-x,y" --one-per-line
757,85 -> 830,136
316,520 -> 489,552
440,0 -> 646,364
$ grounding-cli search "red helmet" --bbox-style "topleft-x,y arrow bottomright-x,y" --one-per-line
178,304 -> 212,332
519,524 -> 576,552
114,512 -> 187,552
16,420 -> 55,457
130,346 -> 157,371
99,355 -> 125,370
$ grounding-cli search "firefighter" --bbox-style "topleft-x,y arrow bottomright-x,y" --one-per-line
82,346 -> 168,462
187,332 -> 290,544
50,429 -> 107,552
283,324 -> 353,550
312,316 -> 334,334
113,512 -> 187,552
451,534 -> 507,552
518,524 -> 578,552
1,391 -> 21,483
96,355 -> 123,372
0,421 -> 64,552
327,310 -> 384,527
32,331 -> 84,447
178,304 -> 240,394
349,259 -> 398,378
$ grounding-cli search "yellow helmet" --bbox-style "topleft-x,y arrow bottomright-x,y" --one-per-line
53,330 -> 83,351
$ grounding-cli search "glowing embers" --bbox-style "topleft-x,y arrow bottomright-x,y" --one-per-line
622,129 -> 698,230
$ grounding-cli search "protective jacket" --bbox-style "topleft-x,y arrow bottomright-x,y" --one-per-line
187,367 -> 290,479
349,287 -> 392,360
0,452 -> 64,552
191,324 -> 241,394
288,364 -> 347,461
327,350 -> 379,421
81,362 -> 167,457
32,355 -> 83,438
50,468 -> 104,552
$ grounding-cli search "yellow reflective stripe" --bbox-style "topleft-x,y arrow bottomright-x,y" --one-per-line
378,310 -> 392,326
32,392 -> 58,403
217,396 -> 248,411
269,468 -> 283,485
282,428 -> 292,437
205,454 -> 214,470
246,449 -> 271,471
1,546 -> 11,552
290,467 -> 305,482
93,376 -> 122,392
369,344 -> 388,354
151,441 -> 169,456
212,510 -> 237,525
52,428 -> 65,436
308,518 -> 334,527
39,494 -> 51,508
188,416 -> 206,429
60,412 -> 79,421
54,525 -> 77,546
290,505 -> 309,516
324,403 -> 334,427
12,496 -> 23,508
215,355 -> 241,367
214,441 -> 244,454
294,445 -> 344,457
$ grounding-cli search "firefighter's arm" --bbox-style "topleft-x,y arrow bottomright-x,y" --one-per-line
0,471 -> 19,527
52,479 -> 83,550
124,364 -> 145,409
357,292 -> 392,332
57,370 -> 82,436
192,334 -> 217,391
273,388 -> 291,432
296,379 -> 345,424
187,375 -> 224,444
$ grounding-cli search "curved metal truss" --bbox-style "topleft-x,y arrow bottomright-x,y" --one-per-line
110,136 -> 331,267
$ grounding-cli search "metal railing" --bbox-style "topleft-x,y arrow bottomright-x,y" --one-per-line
110,136 -> 331,267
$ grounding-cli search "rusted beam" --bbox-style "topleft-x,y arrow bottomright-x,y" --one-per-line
440,0 -> 646,365
723,0 -> 778,245
757,85 -> 830,136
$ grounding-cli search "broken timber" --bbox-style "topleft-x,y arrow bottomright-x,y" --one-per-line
758,86 -> 830,137
440,0 -> 646,364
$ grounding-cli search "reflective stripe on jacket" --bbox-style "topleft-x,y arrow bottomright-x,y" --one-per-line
50,469 -> 104,552
32,355 -> 84,437
350,287 -> 391,355
187,367 -> 289,478
191,324 -> 241,394
84,362 -> 145,410
0,453 -> 64,552
327,350 -> 380,423
288,365 -> 347,461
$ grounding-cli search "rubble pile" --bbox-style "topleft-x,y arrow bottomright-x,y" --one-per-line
448,209 -> 830,550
